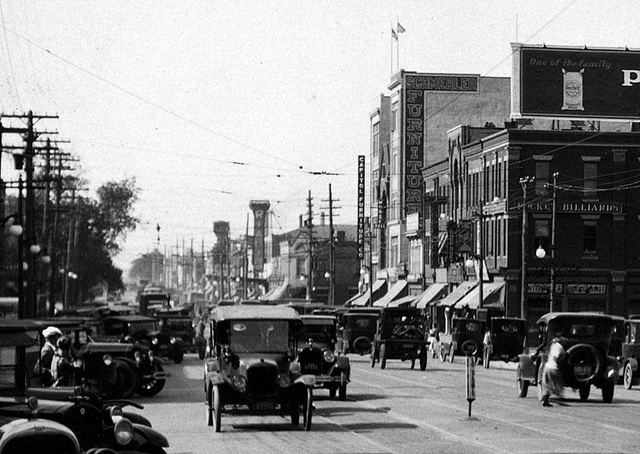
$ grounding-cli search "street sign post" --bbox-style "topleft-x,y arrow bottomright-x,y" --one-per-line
466,355 -> 476,418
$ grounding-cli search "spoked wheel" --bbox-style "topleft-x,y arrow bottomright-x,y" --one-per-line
137,362 -> 166,397
624,363 -> 634,390
212,384 -> 222,432
439,346 -> 446,362
302,387 -> 313,431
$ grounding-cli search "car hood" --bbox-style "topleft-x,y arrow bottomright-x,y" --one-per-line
238,353 -> 288,371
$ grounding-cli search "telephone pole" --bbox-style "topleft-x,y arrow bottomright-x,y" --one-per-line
306,191 -> 314,301
519,176 -> 535,320
321,184 -> 340,305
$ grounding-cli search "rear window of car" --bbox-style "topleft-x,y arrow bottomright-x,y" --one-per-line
569,324 -> 596,337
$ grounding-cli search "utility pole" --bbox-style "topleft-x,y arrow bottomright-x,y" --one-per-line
550,172 -> 559,312
243,213 -> 249,299
306,191 -> 314,301
519,176 -> 535,320
321,184 -> 340,305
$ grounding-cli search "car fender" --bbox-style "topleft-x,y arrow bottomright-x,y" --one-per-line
294,374 -> 316,387
131,423 -> 170,449
626,356 -> 638,372
518,354 -> 536,380
204,371 -> 225,387
605,356 -> 621,381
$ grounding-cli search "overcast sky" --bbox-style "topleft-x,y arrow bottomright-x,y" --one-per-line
0,0 -> 637,272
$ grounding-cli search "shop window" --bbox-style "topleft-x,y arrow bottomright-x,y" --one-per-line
582,222 -> 597,255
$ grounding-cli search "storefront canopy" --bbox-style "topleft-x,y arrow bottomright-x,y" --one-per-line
454,280 -> 505,310
436,281 -> 478,307
386,293 -> 418,308
373,280 -> 408,307
414,283 -> 449,309
259,279 -> 289,301
347,279 -> 388,307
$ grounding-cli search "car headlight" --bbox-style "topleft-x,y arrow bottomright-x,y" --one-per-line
278,374 -> 291,388
148,350 -> 155,362
114,418 -> 135,445
134,351 -> 142,363
103,354 -> 113,366
170,337 -> 177,344
323,350 -> 336,363
232,375 -> 247,392
152,337 -> 159,345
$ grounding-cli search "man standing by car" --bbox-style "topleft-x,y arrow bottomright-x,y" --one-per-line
38,326 -> 63,386
539,332 -> 569,407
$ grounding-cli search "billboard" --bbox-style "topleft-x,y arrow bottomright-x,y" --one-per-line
512,43 -> 640,120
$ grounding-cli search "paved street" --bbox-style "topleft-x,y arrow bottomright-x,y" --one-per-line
134,353 -> 640,454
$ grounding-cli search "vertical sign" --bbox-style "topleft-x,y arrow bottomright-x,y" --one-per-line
404,76 -> 425,217
357,155 -> 365,259
465,355 -> 476,417
249,200 -> 270,273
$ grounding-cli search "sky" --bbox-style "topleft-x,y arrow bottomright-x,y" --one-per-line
0,0 -> 637,273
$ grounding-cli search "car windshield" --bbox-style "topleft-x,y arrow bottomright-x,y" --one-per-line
164,319 -> 192,330
229,320 -> 289,353
300,324 -> 332,344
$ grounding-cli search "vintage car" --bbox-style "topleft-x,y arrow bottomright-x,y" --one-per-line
483,317 -> 527,368
517,312 -> 620,403
370,307 -> 429,371
439,316 -> 485,363
203,305 -> 316,432
338,307 -> 382,355
296,315 -> 350,400
0,318 -> 169,454
614,318 -> 640,389
32,318 -> 167,398
155,308 -> 206,360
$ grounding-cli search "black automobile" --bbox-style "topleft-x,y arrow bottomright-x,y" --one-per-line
370,307 -> 429,371
614,318 -> 640,389
338,307 -> 382,355
517,312 -> 620,403
439,316 -> 485,363
483,317 -> 527,368
155,308 -> 206,360
203,305 -> 316,432
296,315 -> 350,400
0,318 -> 170,454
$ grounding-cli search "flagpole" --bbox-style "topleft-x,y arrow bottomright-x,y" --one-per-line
396,17 -> 400,72
391,27 -> 394,75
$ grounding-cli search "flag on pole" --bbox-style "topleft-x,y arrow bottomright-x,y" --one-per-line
397,22 -> 406,34
391,28 -> 398,40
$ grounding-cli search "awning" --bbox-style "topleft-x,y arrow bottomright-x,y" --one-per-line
348,279 -> 388,307
387,294 -> 418,308
373,279 -> 408,307
454,280 -> 505,309
436,281 -> 478,307
259,279 -> 289,301
414,283 -> 449,309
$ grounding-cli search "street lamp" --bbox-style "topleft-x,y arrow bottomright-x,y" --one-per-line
519,176 -> 535,320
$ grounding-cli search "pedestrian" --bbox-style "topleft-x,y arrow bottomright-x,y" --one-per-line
51,335 -> 78,387
539,332 -> 568,407
482,329 -> 492,368
37,326 -> 63,386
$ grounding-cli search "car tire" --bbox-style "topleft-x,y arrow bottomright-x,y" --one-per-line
339,372 -> 347,401
420,348 -> 427,371
353,336 -> 372,355
303,387 -> 313,431
439,345 -> 446,362
567,343 -> 601,383
290,398 -> 300,426
206,384 -> 213,427
114,362 -> 138,399
579,384 -> 590,401
173,345 -> 184,364
329,386 -> 337,398
212,384 -> 222,432
137,362 -> 166,397
602,381 -> 614,403
624,362 -> 634,390
198,346 -> 206,360
448,346 -> 455,363
370,342 -> 377,367
380,344 -> 387,369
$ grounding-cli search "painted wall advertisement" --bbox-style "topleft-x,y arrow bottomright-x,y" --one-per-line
512,43 -> 640,119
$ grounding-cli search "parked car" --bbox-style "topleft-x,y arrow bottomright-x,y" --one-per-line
0,318 -> 170,453
438,316 -> 485,363
203,305 -> 316,432
483,317 -> 527,368
614,318 -> 640,389
296,315 -> 350,400
338,307 -> 382,355
370,307 -> 429,371
516,312 -> 620,403
155,308 -> 206,360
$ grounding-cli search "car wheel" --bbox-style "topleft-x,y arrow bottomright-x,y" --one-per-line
579,384 -> 590,401
212,384 -> 222,432
517,365 -> 529,398
329,385 -> 337,398
420,348 -> 427,371
602,381 -> 614,403
173,345 -> 184,364
370,342 -> 377,367
114,362 -> 138,399
439,345 -> 446,362
290,398 -> 300,426
624,363 -> 634,390
353,336 -> 372,355
567,343 -> 601,384
303,387 -> 313,431
198,346 -> 206,360
206,384 -> 213,427
380,344 -> 387,369
448,346 -> 455,363
339,372 -> 348,401
137,362 -> 166,397
410,358 -> 416,369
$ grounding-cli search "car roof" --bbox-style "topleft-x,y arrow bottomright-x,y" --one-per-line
102,314 -> 156,322
299,315 -> 336,325
536,312 -> 615,325
212,305 -> 300,321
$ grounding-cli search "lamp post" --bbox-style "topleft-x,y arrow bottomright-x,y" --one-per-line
519,176 -> 535,320
537,171 -> 559,313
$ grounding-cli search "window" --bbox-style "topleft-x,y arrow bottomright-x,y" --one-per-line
534,219 -> 550,255
583,222 -> 597,255
390,236 -> 399,266
534,157 -> 551,196
296,258 -> 306,277
582,156 -> 600,199
391,102 -> 398,132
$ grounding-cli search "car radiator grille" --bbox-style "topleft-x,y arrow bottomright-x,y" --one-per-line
5,434 -> 77,454
247,363 -> 278,397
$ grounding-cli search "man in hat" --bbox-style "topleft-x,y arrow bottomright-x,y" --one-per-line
39,326 -> 62,386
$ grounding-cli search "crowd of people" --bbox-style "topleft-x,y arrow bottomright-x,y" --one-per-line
37,326 -> 80,387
